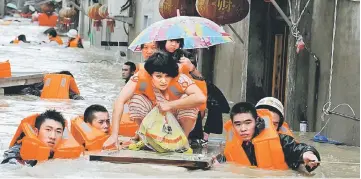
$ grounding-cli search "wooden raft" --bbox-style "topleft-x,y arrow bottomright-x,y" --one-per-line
89,150 -> 213,170
89,138 -> 225,170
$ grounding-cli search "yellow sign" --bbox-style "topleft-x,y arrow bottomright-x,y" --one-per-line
217,0 -> 233,12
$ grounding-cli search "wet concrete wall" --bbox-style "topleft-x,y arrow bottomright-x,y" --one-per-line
127,0 -> 163,63
212,0 -> 250,104
285,0 -> 314,131
245,1 -> 269,105
308,0 -> 360,146
79,0 -> 132,54
0,0 -> 4,18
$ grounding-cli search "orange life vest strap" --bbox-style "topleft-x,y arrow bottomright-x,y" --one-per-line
257,109 -> 295,138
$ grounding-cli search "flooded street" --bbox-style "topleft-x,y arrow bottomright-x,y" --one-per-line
0,18 -> 359,178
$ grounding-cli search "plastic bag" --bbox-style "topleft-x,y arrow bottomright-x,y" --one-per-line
138,107 -> 190,153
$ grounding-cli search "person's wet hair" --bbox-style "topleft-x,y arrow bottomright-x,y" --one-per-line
59,71 -> 74,78
144,51 -> 179,78
18,35 -> 26,42
84,104 -> 108,123
44,27 -> 55,34
35,109 -> 66,130
172,48 -> 197,66
140,42 -> 158,50
157,38 -> 184,52
48,29 -> 57,38
230,102 -> 258,122
124,61 -> 136,73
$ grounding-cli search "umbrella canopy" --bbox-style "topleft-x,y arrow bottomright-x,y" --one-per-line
128,16 -> 233,52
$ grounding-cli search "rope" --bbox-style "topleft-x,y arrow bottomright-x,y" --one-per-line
288,0 -> 311,43
316,103 -> 357,135
326,0 -> 338,113
295,0 -> 312,25
285,0 -> 358,136
314,0 -> 358,137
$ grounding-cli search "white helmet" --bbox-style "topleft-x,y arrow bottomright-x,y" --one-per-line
67,29 -> 78,38
255,97 -> 284,118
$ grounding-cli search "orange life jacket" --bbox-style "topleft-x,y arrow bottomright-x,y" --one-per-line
38,13 -> 58,27
71,116 -> 109,151
12,38 -> 19,44
136,63 -> 207,111
49,36 -> 63,45
257,109 -> 294,138
0,60 -> 11,78
278,122 -> 294,138
178,64 -> 207,111
118,103 -> 139,137
9,114 -> 83,161
70,104 -> 139,151
68,36 -> 80,48
223,110 -> 288,170
135,70 -> 184,105
40,74 -> 80,99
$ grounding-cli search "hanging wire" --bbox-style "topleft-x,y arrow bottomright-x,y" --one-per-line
284,0 -> 358,137
313,0 -> 358,138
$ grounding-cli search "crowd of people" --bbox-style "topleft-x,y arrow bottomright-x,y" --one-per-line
2,32 -> 321,173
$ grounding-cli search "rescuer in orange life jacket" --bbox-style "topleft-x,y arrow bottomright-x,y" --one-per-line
10,34 -> 30,44
19,70 -> 84,100
66,29 -> 84,48
70,104 -> 111,150
255,97 -> 295,137
83,104 -> 110,134
213,102 -> 321,173
1,110 -> 69,166
47,28 -> 63,46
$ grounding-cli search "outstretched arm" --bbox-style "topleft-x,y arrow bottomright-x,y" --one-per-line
103,75 -> 137,148
280,134 -> 321,172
